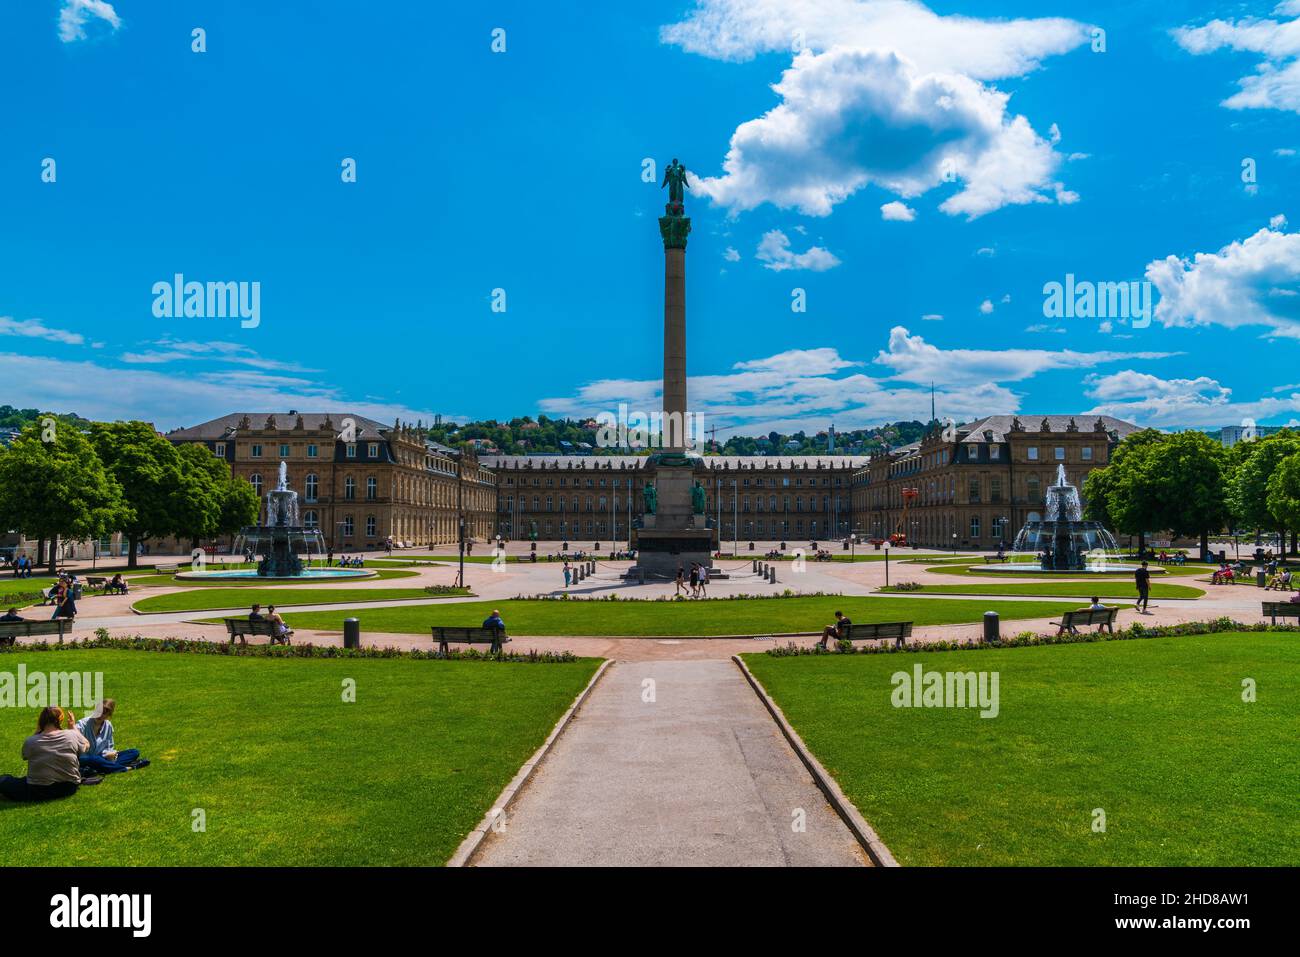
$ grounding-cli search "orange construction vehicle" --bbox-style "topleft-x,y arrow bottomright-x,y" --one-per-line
890,487 -> 920,546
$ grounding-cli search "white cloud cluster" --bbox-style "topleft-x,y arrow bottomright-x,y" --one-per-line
754,229 -> 841,271
1174,2 -> 1300,113
58,0 -> 121,43
881,201 -> 916,221
121,338 -> 314,373
0,315 -> 85,346
663,0 -> 1090,219
1145,219 -> 1300,337
1084,369 -> 1300,427
537,327 -> 1173,437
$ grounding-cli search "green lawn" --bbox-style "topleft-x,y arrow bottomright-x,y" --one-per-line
744,633 -> 1300,866
134,587 -> 470,614
0,649 -> 600,865
926,562 -> 1150,579
279,595 -> 1084,637
124,568 -> 418,587
879,581 -> 1202,599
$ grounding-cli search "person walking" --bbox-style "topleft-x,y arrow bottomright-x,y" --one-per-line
1135,561 -> 1151,614
698,564 -> 708,597
675,564 -> 685,596
563,562 -> 571,588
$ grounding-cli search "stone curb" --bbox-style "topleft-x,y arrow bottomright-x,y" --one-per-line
731,653 -> 900,868
447,657 -> 615,867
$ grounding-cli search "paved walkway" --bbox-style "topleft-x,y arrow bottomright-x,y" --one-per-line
473,659 -> 867,866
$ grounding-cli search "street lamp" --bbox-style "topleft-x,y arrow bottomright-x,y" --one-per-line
884,539 -> 891,588
952,532 -> 958,555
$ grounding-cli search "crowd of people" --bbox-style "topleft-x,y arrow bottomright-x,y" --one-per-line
3,554 -> 35,577
0,701 -> 149,803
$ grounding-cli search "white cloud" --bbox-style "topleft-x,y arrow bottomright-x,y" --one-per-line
1272,213 -> 1289,229
723,246 -> 741,262
0,352 -> 440,431
663,1 -> 1091,220
58,0 -> 121,43
1048,122 -> 1062,145
1275,147 -> 1297,156
976,247 -> 996,257
1145,220 -> 1300,337
755,229 -> 841,271
921,313 -> 943,321
873,326 -> 1175,387
120,338 -> 313,372
0,315 -> 85,346
1084,368 -> 1300,427
1174,4 -> 1300,113
881,201 -> 917,221
979,299 -> 994,314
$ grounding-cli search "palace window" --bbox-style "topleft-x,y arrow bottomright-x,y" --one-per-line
250,474 -> 263,496
970,516 -> 981,538
304,510 -> 319,530
990,445 -> 1000,460
366,477 -> 377,501
1027,447 -> 1039,461
366,516 -> 376,537
214,442 -> 226,457
1055,447 -> 1066,461
342,516 -> 354,536
280,444 -> 290,458
345,477 -> 356,500
305,473 -> 318,502
368,443 -> 380,458
307,444 -> 318,458
346,444 -> 357,459
1082,446 -> 1094,461
251,444 -> 263,458
990,477 -> 1002,504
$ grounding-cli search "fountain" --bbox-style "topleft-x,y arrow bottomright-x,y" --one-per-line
176,462 -> 376,581
986,464 -> 1155,574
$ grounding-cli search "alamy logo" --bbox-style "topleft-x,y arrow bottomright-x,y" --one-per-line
594,403 -> 706,450
151,274 -> 260,328
0,667 -> 103,709
50,887 -> 151,937
891,665 -> 1000,718
1042,274 -> 1152,328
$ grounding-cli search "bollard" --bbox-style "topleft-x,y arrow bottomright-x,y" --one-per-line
589,561 -> 595,575
767,567 -> 776,584
752,560 -> 758,573
343,617 -> 360,650
982,611 -> 1000,644
638,567 -> 646,585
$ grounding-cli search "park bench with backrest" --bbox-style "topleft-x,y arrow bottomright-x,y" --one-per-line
223,618 -> 290,645
840,621 -> 913,649
85,576 -> 107,592
154,563 -> 180,574
1261,601 -> 1300,625
0,619 -> 71,646
431,625 -> 509,655
1051,607 -> 1118,635
983,555 -> 1009,563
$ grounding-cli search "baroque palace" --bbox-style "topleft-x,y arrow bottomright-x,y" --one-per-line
110,410 -> 1138,554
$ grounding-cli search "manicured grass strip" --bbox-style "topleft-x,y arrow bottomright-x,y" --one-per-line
125,568 -> 418,588
926,562 -> 1146,579
134,587 -> 470,614
744,633 -> 1300,866
0,649 -> 599,865
280,596 -> 1083,637
879,581 -> 1203,599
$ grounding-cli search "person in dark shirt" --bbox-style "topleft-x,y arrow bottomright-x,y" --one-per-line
0,607 -> 24,622
818,610 -> 853,649
1134,561 -> 1151,614
482,610 -> 506,632
248,604 -> 265,622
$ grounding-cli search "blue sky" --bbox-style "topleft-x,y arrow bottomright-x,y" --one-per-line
2,0 -> 1299,436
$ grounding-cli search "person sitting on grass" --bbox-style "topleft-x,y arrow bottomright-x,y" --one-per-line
0,707 -> 89,802
75,700 -> 148,775
266,605 -> 292,645
817,610 -> 853,649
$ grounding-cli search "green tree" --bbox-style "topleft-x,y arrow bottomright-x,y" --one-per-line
90,421 -> 185,568
1265,451 -> 1300,546
0,420 -> 125,573
1083,429 -> 1166,554
1228,430 -> 1300,551
1146,430 -> 1231,558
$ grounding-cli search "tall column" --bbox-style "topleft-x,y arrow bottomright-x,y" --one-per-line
659,205 -> 691,451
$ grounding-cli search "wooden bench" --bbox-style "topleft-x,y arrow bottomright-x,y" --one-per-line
1051,607 -> 1118,635
222,618 -> 291,645
983,555 -> 1009,563
0,618 -> 72,646
154,563 -> 180,574
1261,601 -> 1300,625
431,625 -> 509,655
85,576 -> 108,592
841,621 -> 913,648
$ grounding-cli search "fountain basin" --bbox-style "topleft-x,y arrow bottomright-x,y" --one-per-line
175,568 -> 378,582
981,562 -> 1164,575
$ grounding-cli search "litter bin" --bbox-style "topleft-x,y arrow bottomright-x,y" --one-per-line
983,611 -> 1000,643
343,617 -> 360,650
1257,569 -> 1268,588
73,582 -> 84,601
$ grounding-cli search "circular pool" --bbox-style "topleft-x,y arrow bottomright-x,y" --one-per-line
981,562 -> 1165,575
173,568 -> 378,582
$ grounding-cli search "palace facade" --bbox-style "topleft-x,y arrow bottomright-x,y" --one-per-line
850,415 -> 1140,549
165,412 -> 496,550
